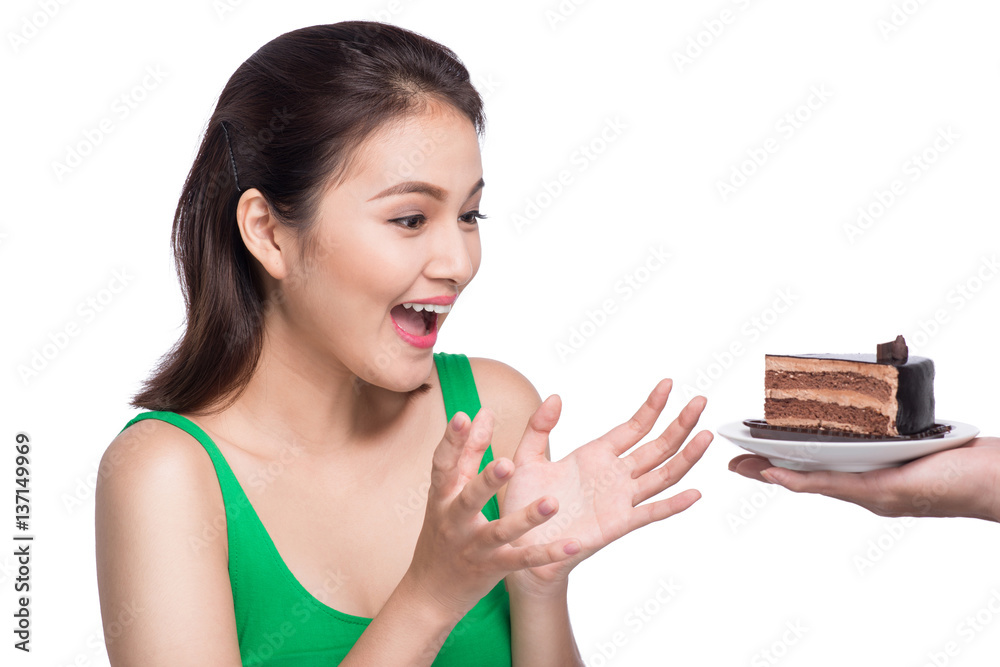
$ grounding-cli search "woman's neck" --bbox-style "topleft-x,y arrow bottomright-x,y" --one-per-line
199,319 -> 432,457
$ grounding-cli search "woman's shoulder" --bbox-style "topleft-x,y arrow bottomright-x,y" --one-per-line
466,357 -> 540,401
466,357 -> 544,461
97,415 -> 225,522
103,416 -> 216,481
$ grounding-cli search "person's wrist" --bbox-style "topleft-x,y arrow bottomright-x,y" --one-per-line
396,567 -> 472,628
959,449 -> 1000,523
982,475 -> 1000,524
985,452 -> 1000,523
505,568 -> 570,601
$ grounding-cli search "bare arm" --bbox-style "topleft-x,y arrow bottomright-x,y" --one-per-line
471,358 -> 584,666
508,580 -> 583,666
96,420 -> 243,666
338,573 -> 468,665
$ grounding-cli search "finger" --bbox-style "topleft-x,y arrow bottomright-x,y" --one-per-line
430,412 -> 473,495
625,395 -> 708,476
760,466 -> 880,503
456,408 -> 495,479
730,455 -> 860,494
733,458 -> 892,508
729,455 -> 775,482
495,538 -> 581,571
728,454 -> 764,472
607,379 -> 674,456
632,430 -> 713,505
513,395 -> 561,466
628,488 -> 702,533
453,457 -> 515,516
476,495 -> 561,547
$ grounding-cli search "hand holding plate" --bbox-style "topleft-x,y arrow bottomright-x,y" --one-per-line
728,436 -> 1000,521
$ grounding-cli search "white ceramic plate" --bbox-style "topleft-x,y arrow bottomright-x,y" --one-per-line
718,419 -> 980,472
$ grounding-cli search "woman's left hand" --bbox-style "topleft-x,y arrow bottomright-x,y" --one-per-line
498,379 -> 713,595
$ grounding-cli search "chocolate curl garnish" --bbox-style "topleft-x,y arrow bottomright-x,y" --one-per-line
877,335 -> 909,364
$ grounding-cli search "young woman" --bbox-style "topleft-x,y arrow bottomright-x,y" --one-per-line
95,21 -> 713,665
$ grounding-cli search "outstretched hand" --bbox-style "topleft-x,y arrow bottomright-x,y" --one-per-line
405,409 -> 581,619
729,437 -> 1000,522
499,379 -> 713,594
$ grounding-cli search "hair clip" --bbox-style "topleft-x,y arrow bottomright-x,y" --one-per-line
220,121 -> 243,193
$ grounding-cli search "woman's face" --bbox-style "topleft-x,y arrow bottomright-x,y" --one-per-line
275,100 -> 484,391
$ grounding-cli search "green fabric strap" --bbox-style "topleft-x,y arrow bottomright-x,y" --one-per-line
433,352 -> 494,475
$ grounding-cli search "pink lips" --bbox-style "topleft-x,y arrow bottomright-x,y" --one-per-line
403,295 -> 457,306
390,295 -> 455,349
392,313 -> 438,348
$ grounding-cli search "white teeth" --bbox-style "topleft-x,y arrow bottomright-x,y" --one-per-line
402,302 -> 452,314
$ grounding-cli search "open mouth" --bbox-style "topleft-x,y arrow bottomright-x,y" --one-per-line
389,302 -> 452,342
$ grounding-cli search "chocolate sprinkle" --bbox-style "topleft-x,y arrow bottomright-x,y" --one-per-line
877,335 -> 909,365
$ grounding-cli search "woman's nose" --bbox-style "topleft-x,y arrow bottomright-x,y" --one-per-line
424,221 -> 475,286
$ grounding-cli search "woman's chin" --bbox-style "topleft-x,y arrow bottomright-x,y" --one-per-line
356,352 -> 436,395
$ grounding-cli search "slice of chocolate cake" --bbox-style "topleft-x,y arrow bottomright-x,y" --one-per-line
764,336 -> 935,436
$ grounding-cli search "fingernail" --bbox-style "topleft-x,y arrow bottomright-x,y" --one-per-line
451,414 -> 466,432
761,469 -> 780,484
539,499 -> 555,516
495,460 -> 512,479
563,541 -> 580,555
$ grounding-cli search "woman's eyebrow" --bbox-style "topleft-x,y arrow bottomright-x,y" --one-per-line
368,177 -> 485,202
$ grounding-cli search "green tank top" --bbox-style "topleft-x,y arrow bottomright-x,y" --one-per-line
120,352 -> 512,665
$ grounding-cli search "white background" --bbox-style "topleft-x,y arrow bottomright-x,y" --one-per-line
3,0 -> 1000,665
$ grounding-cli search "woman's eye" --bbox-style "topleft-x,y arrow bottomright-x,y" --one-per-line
390,215 -> 426,230
459,210 -> 488,224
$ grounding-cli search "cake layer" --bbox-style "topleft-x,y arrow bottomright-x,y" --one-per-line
765,370 -> 893,402
765,398 -> 891,435
766,355 -> 899,384
765,388 -> 894,416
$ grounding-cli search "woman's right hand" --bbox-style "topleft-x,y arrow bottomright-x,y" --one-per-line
402,409 -> 580,619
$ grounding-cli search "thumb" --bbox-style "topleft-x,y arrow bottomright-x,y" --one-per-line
514,394 -> 561,465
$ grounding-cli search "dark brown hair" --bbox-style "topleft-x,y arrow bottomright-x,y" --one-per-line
132,21 -> 485,413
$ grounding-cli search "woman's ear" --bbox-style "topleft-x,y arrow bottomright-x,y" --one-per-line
236,188 -> 293,280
